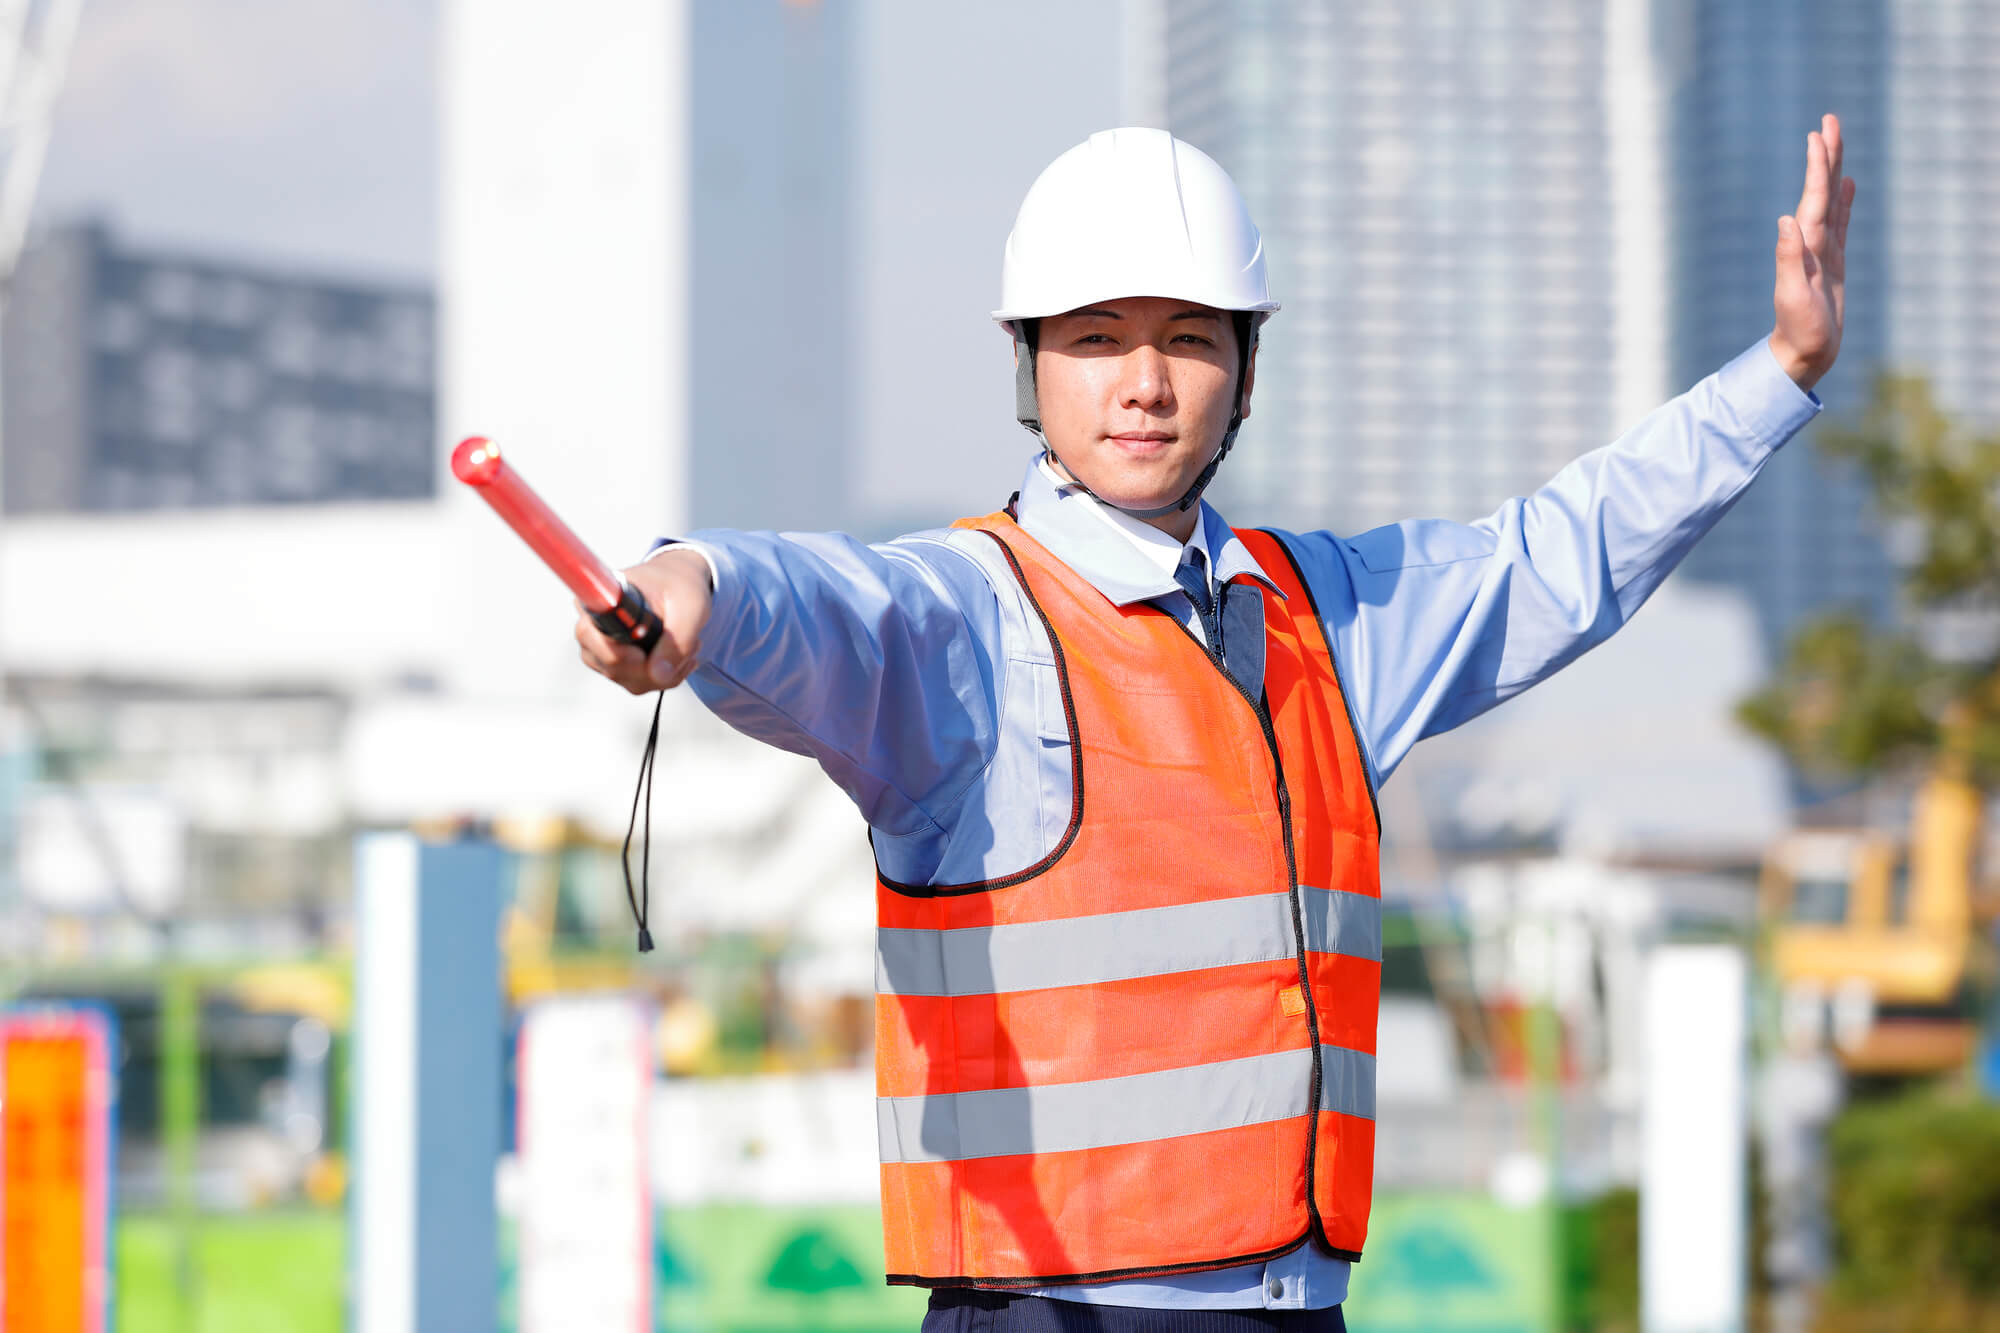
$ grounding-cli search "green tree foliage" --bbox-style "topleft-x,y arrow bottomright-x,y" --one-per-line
1738,378 -> 2000,1332
1739,374 -> 2000,785
1561,1188 -> 1638,1333
1815,1089 -> 2000,1332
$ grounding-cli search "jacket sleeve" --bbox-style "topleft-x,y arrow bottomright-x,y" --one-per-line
1281,338 -> 1822,784
667,527 -> 1007,842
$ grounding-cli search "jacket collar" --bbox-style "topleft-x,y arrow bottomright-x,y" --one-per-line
1011,452 -> 1286,609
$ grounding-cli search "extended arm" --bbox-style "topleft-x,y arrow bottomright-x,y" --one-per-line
1288,114 -> 1854,783
1286,339 -> 1821,784
575,529 -> 1006,842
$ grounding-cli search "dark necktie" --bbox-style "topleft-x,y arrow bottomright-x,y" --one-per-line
1174,546 -> 1224,664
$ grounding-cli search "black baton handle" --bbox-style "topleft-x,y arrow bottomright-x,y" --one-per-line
591,580 -> 665,653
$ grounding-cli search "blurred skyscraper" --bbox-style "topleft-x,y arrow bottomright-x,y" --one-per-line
1151,0 -> 1635,538
1662,0 -> 1897,650
1882,2 -> 2000,434
1149,0 -> 2000,655
2,222 -> 434,513
1666,0 -> 2000,650
688,0 -> 856,533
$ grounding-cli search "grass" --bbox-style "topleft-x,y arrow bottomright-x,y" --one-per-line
116,1211 -> 344,1333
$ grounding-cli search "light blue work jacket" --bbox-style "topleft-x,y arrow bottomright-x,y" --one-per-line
667,338 -> 1818,1310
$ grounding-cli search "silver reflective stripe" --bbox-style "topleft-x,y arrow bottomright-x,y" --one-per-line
1318,1043 -> 1376,1122
877,1044 -> 1375,1164
1302,886 -> 1382,964
877,888 -> 1379,998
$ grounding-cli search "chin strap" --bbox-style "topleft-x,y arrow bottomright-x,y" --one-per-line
1012,312 -> 1256,518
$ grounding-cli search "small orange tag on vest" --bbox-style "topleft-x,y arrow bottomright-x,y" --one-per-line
1279,985 -> 1306,1017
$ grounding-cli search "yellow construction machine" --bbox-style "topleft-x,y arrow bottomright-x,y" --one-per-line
1762,776 -> 1996,1075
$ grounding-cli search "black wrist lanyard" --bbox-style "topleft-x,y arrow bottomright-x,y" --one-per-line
621,691 -> 664,952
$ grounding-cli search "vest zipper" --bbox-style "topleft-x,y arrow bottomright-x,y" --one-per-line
1163,617 -> 1331,1250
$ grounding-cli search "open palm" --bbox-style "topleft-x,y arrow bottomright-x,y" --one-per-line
1770,113 -> 1858,391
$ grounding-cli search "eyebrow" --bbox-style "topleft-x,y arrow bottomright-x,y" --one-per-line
1071,307 -> 1222,324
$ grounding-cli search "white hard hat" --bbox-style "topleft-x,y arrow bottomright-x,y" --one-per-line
993,127 -> 1279,325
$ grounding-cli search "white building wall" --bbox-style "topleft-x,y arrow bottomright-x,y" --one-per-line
5,2 -> 696,707
0,506 -> 444,687
438,0 -> 689,703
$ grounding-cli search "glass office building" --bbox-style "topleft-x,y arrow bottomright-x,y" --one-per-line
1664,0 -> 1897,649
1161,0 -> 1999,652
1881,2 -> 2000,433
1160,0 -> 1620,539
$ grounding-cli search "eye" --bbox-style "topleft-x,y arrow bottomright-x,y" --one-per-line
1172,333 -> 1216,347
1072,333 -> 1115,347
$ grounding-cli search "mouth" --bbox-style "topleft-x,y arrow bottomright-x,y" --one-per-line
1106,431 -> 1176,456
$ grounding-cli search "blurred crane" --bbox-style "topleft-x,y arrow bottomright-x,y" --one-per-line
0,0 -> 81,305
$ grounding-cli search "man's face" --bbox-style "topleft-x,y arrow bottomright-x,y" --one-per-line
1031,297 -> 1254,530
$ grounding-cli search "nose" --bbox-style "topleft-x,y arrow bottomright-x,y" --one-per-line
1118,345 -> 1174,413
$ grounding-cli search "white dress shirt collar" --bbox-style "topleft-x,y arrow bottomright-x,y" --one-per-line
1013,451 -> 1284,608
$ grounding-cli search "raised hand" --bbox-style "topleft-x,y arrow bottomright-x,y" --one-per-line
1769,113 -> 1857,391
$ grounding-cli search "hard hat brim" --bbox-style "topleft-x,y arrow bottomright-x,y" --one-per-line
991,300 -> 1279,325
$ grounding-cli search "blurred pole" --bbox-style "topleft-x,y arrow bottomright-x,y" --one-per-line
353,832 -> 504,1333
159,967 -> 201,1333
0,0 -> 84,291
1522,908 -> 1564,1333
1642,946 -> 1748,1333
1755,1052 -> 1842,1333
1529,980 -> 1564,1331
1984,918 -> 2000,1098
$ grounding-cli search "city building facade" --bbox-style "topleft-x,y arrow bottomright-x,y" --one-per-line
1882,0 -> 2000,435
1157,0 -> 1623,539
1156,0 -> 1999,654
2,222 -> 434,514
1663,0 -> 1897,648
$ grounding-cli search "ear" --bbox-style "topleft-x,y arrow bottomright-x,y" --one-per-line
1238,341 -> 1259,421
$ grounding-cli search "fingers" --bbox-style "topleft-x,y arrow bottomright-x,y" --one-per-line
574,614 -> 668,695
573,613 -> 636,672
1797,129 -> 1830,226
574,607 -> 702,693
1826,176 -> 1856,289
572,550 -> 714,696
1796,115 -> 1854,280
1775,214 -> 1802,270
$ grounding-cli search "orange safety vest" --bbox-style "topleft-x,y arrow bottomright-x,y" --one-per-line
875,511 -> 1382,1288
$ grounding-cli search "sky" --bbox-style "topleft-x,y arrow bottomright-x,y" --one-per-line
31,0 -> 1134,521
36,0 -> 439,282
848,2 -> 1130,517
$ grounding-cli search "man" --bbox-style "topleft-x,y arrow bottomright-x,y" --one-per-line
579,121 -> 1854,1331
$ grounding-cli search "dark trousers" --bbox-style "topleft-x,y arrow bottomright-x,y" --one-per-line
921,1288 -> 1348,1332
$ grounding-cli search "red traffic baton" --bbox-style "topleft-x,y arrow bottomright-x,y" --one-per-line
454,434 -> 667,953
451,436 -> 664,652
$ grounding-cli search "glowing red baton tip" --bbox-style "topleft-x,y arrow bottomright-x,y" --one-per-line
452,434 -> 623,613
451,435 -> 504,486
